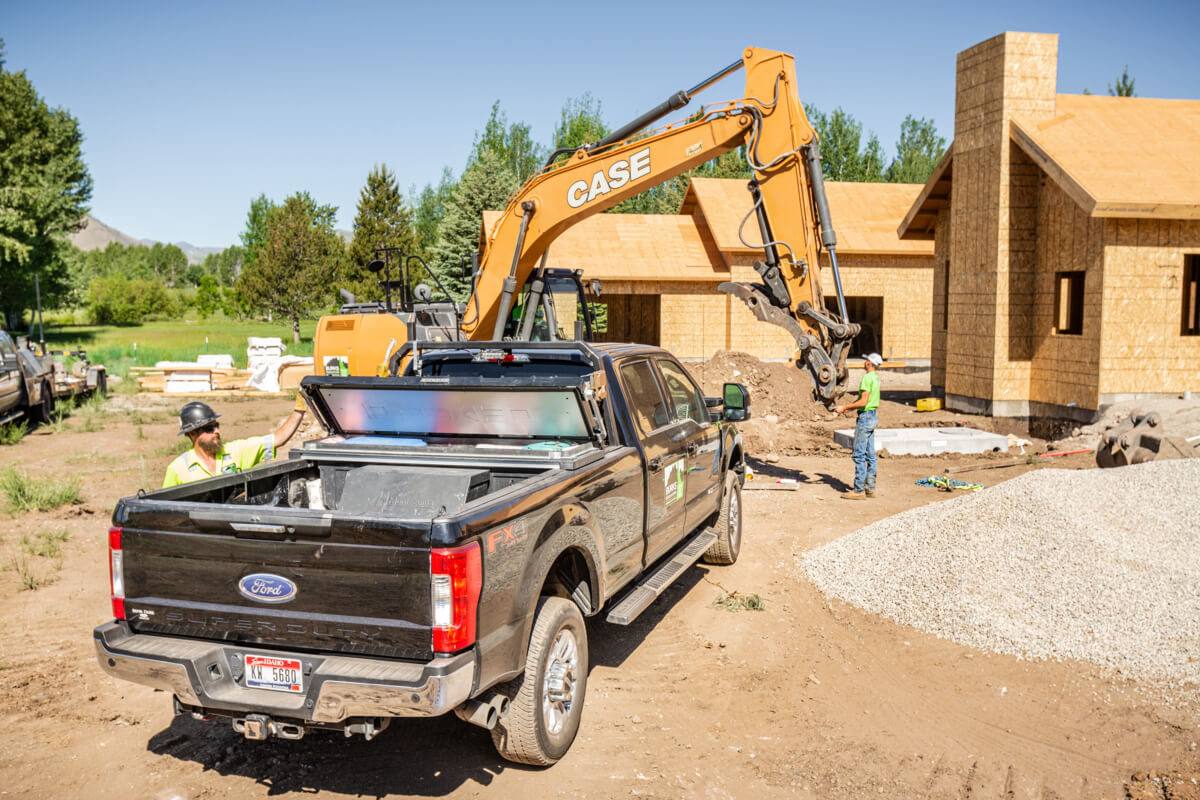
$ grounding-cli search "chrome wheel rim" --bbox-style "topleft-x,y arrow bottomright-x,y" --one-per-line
728,488 -> 740,550
541,627 -> 579,736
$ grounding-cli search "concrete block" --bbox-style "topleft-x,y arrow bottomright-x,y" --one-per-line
833,426 -> 1009,455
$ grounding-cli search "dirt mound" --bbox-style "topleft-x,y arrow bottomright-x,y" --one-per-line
689,351 -> 824,422
689,351 -> 841,456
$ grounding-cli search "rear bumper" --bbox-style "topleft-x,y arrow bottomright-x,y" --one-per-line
93,621 -> 475,724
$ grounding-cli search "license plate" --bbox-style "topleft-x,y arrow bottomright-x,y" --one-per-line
244,654 -> 303,693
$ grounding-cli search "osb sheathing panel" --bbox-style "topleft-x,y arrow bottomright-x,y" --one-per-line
1025,178 -> 1105,409
1099,218 -> 1200,394
683,178 -> 933,256
480,210 -> 725,281
1011,95 -> 1200,219
943,32 -> 1059,405
931,207 -> 951,388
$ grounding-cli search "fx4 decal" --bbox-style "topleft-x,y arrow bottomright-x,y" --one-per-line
487,522 -> 529,553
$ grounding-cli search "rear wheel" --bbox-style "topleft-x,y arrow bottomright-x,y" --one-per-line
37,382 -> 55,424
490,596 -> 588,766
702,471 -> 741,565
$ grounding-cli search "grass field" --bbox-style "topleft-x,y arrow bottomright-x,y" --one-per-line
38,316 -> 317,375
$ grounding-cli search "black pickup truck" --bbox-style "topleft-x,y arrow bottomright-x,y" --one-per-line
94,341 -> 749,765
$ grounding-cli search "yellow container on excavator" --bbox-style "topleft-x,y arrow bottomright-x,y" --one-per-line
916,397 -> 943,412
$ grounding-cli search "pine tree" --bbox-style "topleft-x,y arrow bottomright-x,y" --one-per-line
346,164 -> 421,302
237,193 -> 343,343
431,150 -> 517,300
1109,66 -> 1136,97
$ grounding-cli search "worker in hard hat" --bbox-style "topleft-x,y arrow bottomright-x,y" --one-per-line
162,395 -> 307,488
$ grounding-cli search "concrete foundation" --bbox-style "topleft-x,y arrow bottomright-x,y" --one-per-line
834,426 -> 1009,456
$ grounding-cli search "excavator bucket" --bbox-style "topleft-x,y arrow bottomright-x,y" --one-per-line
1094,411 -> 1200,468
719,281 -> 851,407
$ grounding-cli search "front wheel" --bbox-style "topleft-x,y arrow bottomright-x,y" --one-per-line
702,471 -> 742,565
37,382 -> 55,425
490,596 -> 588,766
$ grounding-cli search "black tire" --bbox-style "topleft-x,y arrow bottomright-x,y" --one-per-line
490,596 -> 588,766
702,471 -> 742,565
94,371 -> 107,398
37,382 -> 55,425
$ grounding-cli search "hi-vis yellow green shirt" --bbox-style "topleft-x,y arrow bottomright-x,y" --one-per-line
162,434 -> 274,488
858,371 -> 880,411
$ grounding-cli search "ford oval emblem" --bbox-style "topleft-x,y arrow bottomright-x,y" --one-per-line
238,573 -> 297,604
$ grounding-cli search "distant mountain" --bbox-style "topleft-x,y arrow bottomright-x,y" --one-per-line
71,215 -> 141,251
71,215 -> 224,264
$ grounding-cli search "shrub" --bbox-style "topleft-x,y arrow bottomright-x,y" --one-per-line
0,421 -> 28,446
86,274 -> 176,324
0,467 -> 82,513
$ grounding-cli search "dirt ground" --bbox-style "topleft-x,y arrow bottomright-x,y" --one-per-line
0,367 -> 1197,800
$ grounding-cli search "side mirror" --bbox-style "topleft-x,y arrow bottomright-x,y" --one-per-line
722,382 -> 750,422
367,259 -> 385,274
589,279 -> 603,297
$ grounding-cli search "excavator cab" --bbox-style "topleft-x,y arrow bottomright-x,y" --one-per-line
315,249 -> 463,377
503,268 -> 602,342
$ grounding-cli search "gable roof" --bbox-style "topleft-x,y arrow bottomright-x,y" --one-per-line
1010,94 -> 1200,219
899,94 -> 1200,238
481,210 -> 728,281
683,177 -> 934,256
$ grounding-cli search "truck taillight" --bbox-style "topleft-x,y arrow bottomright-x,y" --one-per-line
430,542 -> 481,653
108,526 -> 125,620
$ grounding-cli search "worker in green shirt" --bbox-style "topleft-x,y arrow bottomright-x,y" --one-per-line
833,353 -> 882,499
162,396 -> 307,488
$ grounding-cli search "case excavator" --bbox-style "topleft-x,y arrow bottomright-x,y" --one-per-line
315,46 -> 859,406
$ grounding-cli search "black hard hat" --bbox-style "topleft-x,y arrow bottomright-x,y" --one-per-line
178,401 -> 220,435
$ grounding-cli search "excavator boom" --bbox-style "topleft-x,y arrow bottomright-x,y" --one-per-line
314,46 -> 858,404
463,46 -> 858,404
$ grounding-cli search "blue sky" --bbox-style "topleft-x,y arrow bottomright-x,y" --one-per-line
5,0 -> 1198,248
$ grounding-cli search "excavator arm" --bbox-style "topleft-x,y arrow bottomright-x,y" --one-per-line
462,46 -> 858,404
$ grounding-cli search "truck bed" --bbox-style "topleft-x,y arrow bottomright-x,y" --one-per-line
119,447 -> 573,659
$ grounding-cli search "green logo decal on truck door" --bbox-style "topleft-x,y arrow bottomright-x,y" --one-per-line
663,458 -> 686,506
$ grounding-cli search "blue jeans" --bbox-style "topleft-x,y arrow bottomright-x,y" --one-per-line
851,409 -> 878,493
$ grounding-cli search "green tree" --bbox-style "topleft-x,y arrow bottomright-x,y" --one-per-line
431,150 -> 518,300
0,39 -> 93,328
85,274 -> 174,325
147,242 -> 187,286
237,193 -> 343,343
1109,66 -> 1136,97
552,94 -> 610,163
808,106 -> 884,182
346,163 -> 422,302
413,168 -> 456,261
183,263 -> 205,286
194,275 -> 222,320
472,102 -> 546,185
207,244 -> 244,287
239,194 -> 275,269
886,115 -> 946,184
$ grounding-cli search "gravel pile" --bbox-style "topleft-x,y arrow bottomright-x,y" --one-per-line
802,460 -> 1200,687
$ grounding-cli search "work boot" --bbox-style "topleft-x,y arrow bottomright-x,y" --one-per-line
865,489 -> 876,497
841,491 -> 865,500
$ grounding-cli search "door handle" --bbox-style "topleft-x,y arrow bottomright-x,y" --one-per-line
647,456 -> 663,473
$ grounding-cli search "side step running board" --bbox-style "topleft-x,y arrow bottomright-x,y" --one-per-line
606,529 -> 717,625
0,410 -> 25,427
